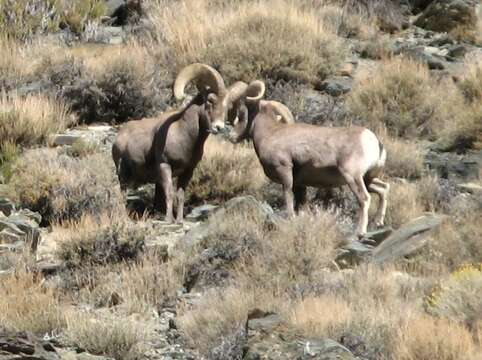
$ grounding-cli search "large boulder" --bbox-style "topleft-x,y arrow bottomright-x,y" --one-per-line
414,0 -> 478,32
372,214 -> 446,264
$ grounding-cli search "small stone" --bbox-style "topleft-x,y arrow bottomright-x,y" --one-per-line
456,182 -> 482,195
185,204 -> 218,221
49,133 -> 82,146
15,208 -> 42,224
319,76 -> 353,96
0,228 -> 23,244
0,198 -> 15,216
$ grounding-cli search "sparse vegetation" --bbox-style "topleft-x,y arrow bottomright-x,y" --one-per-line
56,216 -> 144,269
0,93 -> 74,147
0,269 -> 65,335
188,137 -> 266,204
9,149 -> 123,223
348,58 -> 466,139
65,311 -> 147,360
149,0 -> 347,84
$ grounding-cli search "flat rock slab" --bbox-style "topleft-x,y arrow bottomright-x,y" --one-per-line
371,214 -> 446,264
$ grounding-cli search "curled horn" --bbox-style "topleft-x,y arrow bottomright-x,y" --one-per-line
174,63 -> 226,101
268,101 -> 295,124
245,80 -> 265,102
226,81 -> 249,103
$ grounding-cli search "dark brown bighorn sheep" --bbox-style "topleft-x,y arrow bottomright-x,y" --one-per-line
112,63 -> 236,223
226,80 -> 389,237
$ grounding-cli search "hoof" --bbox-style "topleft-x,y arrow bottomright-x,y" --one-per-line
375,221 -> 385,228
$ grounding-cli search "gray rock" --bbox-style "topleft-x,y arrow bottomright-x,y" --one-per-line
372,214 -> 446,264
414,0 -> 478,32
7,213 -> 40,245
456,182 -> 482,195
319,76 -> 352,96
0,331 -> 60,360
185,204 -> 218,221
302,338 -> 355,359
402,46 -> 447,69
0,198 -> 15,216
0,219 -> 25,236
16,208 -> 42,224
0,228 -> 23,244
244,311 -> 355,359
105,0 -> 126,18
361,227 -> 394,246
425,149 -> 481,182
336,241 -> 374,268
49,133 -> 82,146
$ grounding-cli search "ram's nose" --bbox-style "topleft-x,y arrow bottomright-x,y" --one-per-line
209,122 -> 225,135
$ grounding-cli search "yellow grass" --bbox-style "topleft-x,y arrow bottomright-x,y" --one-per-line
0,269 -> 65,335
148,0 -> 347,83
188,136 -> 266,204
0,93 -> 74,146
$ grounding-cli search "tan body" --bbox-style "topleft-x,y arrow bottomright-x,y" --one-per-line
229,82 -> 389,237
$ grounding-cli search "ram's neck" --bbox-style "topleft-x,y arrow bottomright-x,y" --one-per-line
250,106 -> 281,147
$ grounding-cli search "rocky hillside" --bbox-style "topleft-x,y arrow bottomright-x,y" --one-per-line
0,0 -> 481,359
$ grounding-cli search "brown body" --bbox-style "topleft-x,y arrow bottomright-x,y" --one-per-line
112,64 -> 232,222
229,81 -> 390,237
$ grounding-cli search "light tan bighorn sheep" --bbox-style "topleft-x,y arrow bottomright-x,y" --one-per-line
226,80 -> 389,237
112,63 -> 238,223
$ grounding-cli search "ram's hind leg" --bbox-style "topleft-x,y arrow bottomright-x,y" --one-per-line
341,170 -> 371,238
294,185 -> 307,212
368,178 -> 389,227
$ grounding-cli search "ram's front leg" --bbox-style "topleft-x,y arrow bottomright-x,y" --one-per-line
158,163 -> 174,223
277,166 -> 295,217
175,169 -> 194,223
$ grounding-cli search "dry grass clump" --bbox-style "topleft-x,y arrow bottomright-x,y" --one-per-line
178,286 -> 280,354
58,44 -> 166,123
0,0 -> 106,41
149,0 -> 347,84
422,214 -> 482,272
188,137 -> 266,204
383,136 -> 425,179
9,148 -> 123,224
395,315 -> 477,360
385,181 -> 425,228
181,200 -> 269,290
348,57 -> 464,140
246,210 -> 346,287
458,57 -> 482,104
78,254 -> 181,313
0,93 -> 74,147
65,311 -> 147,360
54,215 -> 144,269
426,265 -> 482,331
0,269 -> 65,335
